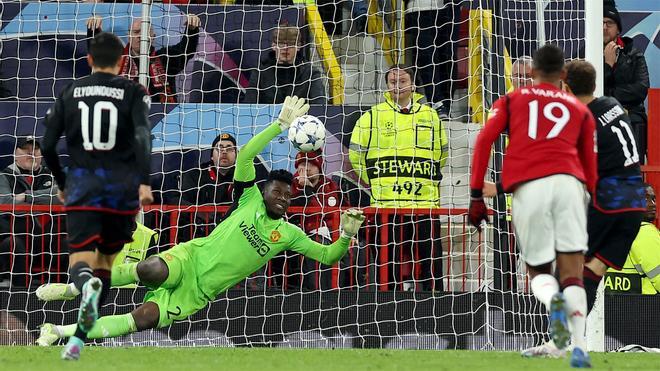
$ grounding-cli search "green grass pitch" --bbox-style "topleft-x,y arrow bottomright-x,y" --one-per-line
1,347 -> 658,371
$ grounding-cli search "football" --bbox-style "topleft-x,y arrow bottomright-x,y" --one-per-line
288,115 -> 326,152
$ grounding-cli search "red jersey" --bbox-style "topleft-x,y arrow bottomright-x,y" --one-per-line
470,83 -> 597,193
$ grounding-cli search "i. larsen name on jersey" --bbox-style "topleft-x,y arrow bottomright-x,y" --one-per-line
597,104 -> 625,126
73,85 -> 125,100
239,221 -> 270,257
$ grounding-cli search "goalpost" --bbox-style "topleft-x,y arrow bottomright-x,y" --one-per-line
0,0 -> 604,350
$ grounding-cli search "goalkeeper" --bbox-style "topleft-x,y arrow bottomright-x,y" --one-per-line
36,96 -> 365,345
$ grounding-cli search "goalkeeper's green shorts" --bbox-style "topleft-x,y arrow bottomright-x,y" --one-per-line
143,243 -> 210,328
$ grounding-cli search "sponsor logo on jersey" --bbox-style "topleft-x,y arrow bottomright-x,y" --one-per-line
365,156 -> 441,180
240,221 -> 270,257
270,230 -> 281,243
164,253 -> 173,261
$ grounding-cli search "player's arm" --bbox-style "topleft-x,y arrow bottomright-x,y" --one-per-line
132,88 -> 154,204
132,89 -> 152,186
470,96 -> 508,193
288,209 -> 365,265
41,98 -> 67,190
234,96 -> 310,183
348,110 -> 371,184
468,96 -> 508,229
577,112 -> 598,194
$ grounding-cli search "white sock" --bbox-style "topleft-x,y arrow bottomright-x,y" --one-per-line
563,285 -> 587,350
531,274 -> 559,310
67,282 -> 80,296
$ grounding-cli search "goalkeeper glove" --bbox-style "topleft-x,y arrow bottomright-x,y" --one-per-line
340,208 -> 366,239
468,189 -> 489,231
277,95 -> 310,131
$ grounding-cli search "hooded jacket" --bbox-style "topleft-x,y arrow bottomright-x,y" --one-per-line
242,50 -> 326,105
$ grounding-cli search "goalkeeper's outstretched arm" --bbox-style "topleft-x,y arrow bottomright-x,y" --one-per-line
288,209 -> 366,265
234,96 -> 310,183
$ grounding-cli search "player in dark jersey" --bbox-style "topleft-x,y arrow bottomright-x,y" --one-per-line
564,60 -> 646,311
41,32 -> 153,360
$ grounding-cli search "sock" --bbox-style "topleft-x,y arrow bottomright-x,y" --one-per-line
96,270 -> 111,343
562,281 -> 588,351
583,266 -> 601,314
66,283 -> 80,297
111,262 -> 139,287
94,269 -> 111,305
531,274 -> 559,310
69,262 -> 94,292
57,313 -> 137,339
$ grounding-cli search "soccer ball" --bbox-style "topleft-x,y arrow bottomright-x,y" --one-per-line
288,115 -> 326,152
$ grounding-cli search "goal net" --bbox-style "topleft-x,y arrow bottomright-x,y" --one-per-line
0,0 -> 592,350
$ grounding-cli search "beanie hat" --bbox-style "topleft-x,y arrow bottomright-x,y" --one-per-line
604,3 -> 622,32
294,149 -> 323,171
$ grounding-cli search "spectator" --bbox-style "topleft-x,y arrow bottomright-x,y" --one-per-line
603,2 -> 649,161
86,14 -> 200,103
180,133 -> 237,208
287,149 -> 348,290
349,64 -> 448,291
511,56 -> 533,90
605,184 -> 660,294
243,23 -> 326,105
0,137 -> 61,287
405,0 -> 461,118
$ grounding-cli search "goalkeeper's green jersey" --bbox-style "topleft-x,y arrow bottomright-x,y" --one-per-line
181,122 -> 351,299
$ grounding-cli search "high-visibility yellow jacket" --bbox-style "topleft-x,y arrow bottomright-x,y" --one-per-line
605,222 -> 660,295
349,92 -> 448,208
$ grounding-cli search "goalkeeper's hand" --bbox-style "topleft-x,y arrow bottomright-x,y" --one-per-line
277,96 -> 310,130
468,189 -> 488,231
340,208 -> 366,239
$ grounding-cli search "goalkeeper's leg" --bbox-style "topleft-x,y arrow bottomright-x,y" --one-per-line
38,302 -> 161,346
37,255 -> 171,301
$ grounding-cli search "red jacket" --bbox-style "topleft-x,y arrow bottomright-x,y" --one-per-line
289,174 -> 347,239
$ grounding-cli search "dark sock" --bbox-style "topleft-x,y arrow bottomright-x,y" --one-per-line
94,269 -> 112,305
583,266 -> 602,314
73,326 -> 88,342
69,262 -> 94,293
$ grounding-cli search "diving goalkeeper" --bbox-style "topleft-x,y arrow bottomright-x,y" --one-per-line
36,96 -> 365,345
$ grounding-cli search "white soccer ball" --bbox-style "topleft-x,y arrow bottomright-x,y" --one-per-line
288,115 -> 326,152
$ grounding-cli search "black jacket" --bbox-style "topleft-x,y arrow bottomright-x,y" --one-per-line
180,161 -> 234,206
0,163 -> 59,205
242,50 -> 326,105
604,37 -> 649,125
0,163 -> 60,235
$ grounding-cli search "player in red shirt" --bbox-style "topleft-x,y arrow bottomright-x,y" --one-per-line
468,44 -> 596,368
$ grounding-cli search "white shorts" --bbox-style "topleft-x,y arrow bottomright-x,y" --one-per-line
511,174 -> 589,267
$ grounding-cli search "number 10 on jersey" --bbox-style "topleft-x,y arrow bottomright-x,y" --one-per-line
78,101 -> 118,151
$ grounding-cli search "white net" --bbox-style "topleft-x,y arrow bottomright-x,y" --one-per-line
0,1 -> 589,350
